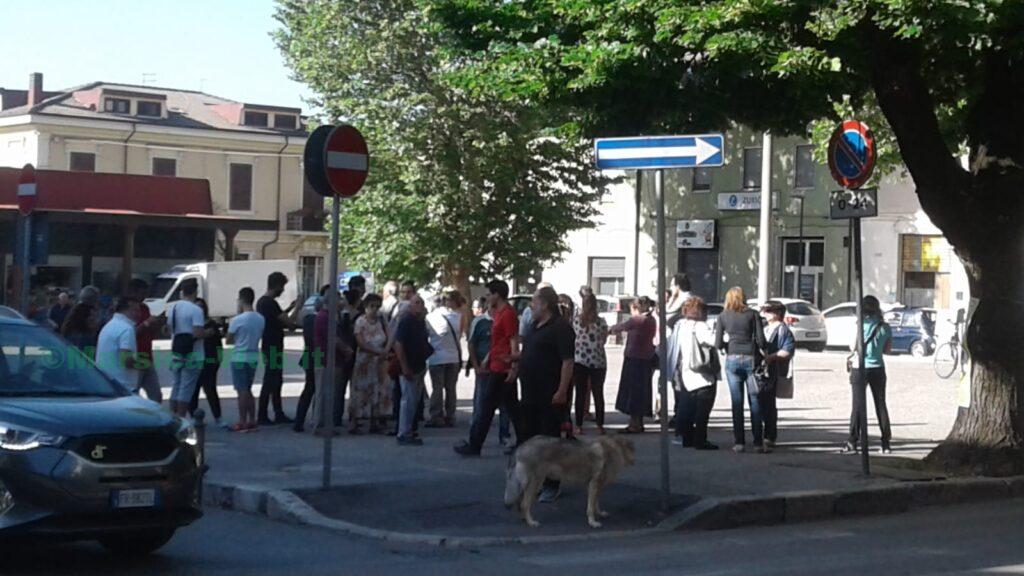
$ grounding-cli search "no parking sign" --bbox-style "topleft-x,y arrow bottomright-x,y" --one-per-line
827,120 -> 876,190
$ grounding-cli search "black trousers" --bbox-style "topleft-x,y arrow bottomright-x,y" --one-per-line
849,368 -> 892,445
295,366 -> 317,427
520,384 -> 568,491
258,355 -> 286,421
572,364 -> 607,428
678,385 -> 716,446
190,363 -> 222,420
468,372 -> 520,451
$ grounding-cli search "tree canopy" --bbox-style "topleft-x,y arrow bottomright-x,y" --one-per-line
274,0 -> 605,290
427,0 -> 1024,473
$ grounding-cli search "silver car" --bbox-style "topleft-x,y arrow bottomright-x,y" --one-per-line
0,317 -> 201,554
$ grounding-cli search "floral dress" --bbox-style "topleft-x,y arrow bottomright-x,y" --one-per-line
350,315 -> 390,420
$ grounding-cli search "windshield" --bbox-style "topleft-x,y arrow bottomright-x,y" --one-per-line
148,277 -> 178,300
0,325 -> 127,398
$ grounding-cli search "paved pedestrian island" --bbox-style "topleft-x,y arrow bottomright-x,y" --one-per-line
200,351 -> 1020,544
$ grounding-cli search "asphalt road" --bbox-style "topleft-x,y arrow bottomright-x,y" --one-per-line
6,499 -> 1024,575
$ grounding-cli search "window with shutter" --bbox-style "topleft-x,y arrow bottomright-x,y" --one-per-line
229,163 -> 253,212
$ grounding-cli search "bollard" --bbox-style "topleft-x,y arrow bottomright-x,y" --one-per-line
193,409 -> 208,502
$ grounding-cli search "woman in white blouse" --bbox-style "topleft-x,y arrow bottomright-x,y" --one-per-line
670,296 -> 719,450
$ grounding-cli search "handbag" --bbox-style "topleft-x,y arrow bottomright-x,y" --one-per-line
752,362 -> 773,394
688,325 -> 721,376
170,304 -> 196,359
846,321 -> 883,373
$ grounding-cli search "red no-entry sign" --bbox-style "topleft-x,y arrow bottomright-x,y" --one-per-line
304,125 -> 369,198
18,163 -> 36,216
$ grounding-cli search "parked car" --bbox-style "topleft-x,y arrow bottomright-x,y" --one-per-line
0,305 -> 22,319
0,316 -> 202,553
823,302 -> 859,349
509,295 -> 532,317
750,298 -> 827,351
706,303 -> 724,328
884,307 -> 937,357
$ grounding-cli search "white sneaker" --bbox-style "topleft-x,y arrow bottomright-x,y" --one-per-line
216,418 -> 230,429
732,444 -> 745,453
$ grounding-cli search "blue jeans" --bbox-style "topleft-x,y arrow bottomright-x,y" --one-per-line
472,372 -> 510,442
398,371 -> 426,440
725,355 -> 759,446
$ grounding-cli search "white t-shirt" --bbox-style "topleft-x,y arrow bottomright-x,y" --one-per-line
96,313 -> 138,389
228,311 -> 265,364
170,300 -> 205,363
426,307 -> 462,366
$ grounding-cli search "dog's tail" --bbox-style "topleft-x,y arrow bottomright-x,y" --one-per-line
504,460 -> 525,509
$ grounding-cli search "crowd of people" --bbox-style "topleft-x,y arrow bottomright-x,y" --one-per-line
38,268 -> 895,459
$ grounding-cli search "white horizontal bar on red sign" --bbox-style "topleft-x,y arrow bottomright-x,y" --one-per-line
17,183 -> 36,196
327,151 -> 368,171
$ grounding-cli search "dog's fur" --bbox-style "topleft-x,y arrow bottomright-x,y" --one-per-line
504,435 -> 636,528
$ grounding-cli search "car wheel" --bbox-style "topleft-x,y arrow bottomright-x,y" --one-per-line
910,340 -> 929,358
98,527 -> 176,556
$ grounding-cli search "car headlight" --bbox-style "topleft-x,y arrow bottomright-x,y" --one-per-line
0,423 -> 65,452
176,420 -> 198,447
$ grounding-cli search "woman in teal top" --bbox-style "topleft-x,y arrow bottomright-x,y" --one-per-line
844,296 -> 894,454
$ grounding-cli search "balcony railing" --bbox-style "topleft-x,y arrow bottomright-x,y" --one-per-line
286,209 -> 326,233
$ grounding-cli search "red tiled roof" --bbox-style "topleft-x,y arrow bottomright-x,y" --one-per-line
0,167 -> 212,215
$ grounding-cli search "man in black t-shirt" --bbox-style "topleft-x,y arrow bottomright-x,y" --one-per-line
517,286 -> 575,501
257,271 -> 298,425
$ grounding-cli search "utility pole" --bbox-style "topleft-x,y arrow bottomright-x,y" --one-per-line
757,132 -> 773,304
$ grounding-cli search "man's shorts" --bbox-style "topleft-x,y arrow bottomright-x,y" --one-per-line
232,361 -> 259,394
170,366 -> 202,404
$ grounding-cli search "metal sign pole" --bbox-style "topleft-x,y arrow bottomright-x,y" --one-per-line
655,168 -> 670,510
853,216 -> 870,475
19,214 -> 31,315
795,195 -> 804,300
322,196 -> 341,489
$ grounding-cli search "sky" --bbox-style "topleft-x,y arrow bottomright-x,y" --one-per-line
0,0 -> 314,111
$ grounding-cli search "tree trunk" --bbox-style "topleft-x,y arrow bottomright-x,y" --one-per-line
867,30 -> 1024,476
926,252 -> 1024,476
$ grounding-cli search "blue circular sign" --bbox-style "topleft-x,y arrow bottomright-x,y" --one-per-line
827,120 -> 876,189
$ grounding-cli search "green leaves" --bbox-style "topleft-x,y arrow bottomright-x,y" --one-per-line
275,0 -> 605,287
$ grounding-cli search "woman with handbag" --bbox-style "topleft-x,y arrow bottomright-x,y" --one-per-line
611,296 -> 657,433
714,287 -> 768,453
843,295 -> 894,454
672,296 -> 719,450
757,301 -> 796,453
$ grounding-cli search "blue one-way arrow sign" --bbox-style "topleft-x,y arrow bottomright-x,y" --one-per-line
595,134 -> 724,170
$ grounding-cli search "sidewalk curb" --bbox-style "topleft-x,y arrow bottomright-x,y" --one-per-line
202,475 -> 1024,546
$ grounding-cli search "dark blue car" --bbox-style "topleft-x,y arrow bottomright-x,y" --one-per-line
884,307 -> 937,357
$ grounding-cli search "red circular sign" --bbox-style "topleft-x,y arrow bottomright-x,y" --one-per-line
827,120 -> 876,189
17,163 -> 36,216
324,125 -> 369,198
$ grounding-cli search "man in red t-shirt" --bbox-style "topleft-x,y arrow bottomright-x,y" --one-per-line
455,280 -> 520,456
130,279 -> 164,403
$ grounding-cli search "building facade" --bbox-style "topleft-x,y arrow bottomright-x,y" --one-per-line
542,126 -> 970,320
0,73 -> 327,297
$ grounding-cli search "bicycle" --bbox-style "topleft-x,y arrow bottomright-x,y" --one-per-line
934,313 -> 968,380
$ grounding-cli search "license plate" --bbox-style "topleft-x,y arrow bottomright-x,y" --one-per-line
111,489 -> 158,509
804,332 -> 821,338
